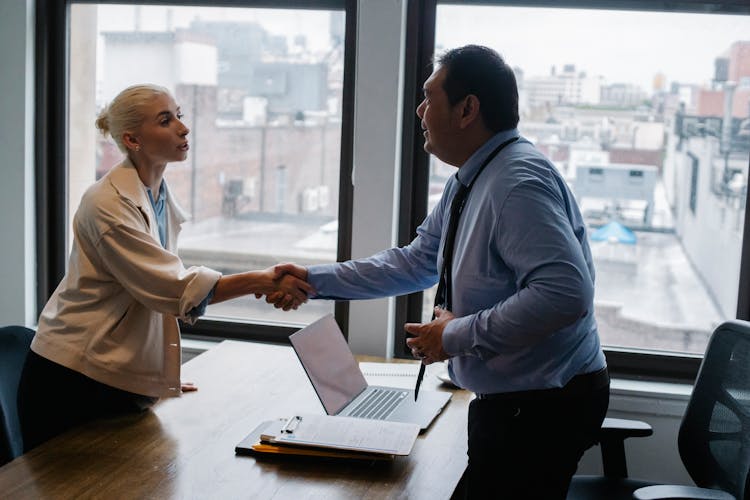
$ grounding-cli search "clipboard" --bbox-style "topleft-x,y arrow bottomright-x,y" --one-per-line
235,414 -> 420,460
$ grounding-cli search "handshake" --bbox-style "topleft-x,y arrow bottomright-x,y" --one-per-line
256,263 -> 313,311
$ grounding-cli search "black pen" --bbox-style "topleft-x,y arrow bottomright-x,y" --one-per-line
414,362 -> 425,401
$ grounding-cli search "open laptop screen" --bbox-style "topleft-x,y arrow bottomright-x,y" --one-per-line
289,314 -> 369,415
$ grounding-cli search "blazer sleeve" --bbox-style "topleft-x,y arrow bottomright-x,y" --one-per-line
89,200 -> 221,323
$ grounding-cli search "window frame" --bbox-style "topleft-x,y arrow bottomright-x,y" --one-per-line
35,0 -> 357,342
394,0 -> 750,383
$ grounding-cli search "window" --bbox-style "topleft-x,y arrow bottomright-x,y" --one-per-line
398,1 -> 750,368
38,1 -> 355,338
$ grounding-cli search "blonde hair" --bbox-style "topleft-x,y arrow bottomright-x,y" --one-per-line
95,84 -> 171,152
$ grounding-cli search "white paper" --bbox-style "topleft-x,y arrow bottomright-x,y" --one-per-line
264,414 -> 420,455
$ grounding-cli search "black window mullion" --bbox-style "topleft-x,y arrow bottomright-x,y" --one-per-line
736,155 -> 750,321
35,0 -> 70,315
332,0 -> 357,340
394,0 -> 436,358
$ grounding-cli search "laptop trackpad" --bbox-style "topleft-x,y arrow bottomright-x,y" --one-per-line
388,390 -> 452,432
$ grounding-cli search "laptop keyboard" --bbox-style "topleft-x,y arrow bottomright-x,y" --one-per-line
349,388 -> 408,420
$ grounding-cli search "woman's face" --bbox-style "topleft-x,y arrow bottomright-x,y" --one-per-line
132,93 -> 190,165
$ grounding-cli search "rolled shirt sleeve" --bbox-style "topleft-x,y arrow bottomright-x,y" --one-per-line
307,198 -> 446,300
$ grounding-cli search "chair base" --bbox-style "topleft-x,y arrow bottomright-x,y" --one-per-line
567,475 -> 656,500
634,484 -> 735,500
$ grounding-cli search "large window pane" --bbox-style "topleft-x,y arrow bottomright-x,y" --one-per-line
432,4 -> 750,354
69,4 -> 346,325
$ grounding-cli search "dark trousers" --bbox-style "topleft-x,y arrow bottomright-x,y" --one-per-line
17,350 -> 156,452
466,371 -> 609,500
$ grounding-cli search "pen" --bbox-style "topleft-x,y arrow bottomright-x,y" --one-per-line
414,362 -> 425,401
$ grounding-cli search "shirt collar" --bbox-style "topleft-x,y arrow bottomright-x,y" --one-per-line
108,157 -> 190,226
146,180 -> 166,206
456,128 -> 520,187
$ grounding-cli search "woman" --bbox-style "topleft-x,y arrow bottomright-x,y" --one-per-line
17,84 -> 312,451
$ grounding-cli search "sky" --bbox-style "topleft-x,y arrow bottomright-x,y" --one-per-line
86,4 -> 750,92
92,4 -> 336,53
436,5 -> 750,91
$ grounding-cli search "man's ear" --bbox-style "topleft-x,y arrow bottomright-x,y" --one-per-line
458,94 -> 481,129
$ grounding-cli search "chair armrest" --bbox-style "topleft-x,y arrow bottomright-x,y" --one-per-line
634,484 -> 735,499
599,417 -> 653,478
601,417 -> 653,439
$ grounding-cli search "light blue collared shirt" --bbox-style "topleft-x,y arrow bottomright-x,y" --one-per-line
147,182 -> 214,318
308,128 -> 605,394
146,181 -> 168,247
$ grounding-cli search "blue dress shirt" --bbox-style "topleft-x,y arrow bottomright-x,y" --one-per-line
307,128 -> 606,394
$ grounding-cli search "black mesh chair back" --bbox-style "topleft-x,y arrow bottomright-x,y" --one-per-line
678,320 -> 750,499
0,325 -> 34,466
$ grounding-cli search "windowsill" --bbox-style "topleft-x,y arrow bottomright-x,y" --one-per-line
610,378 -> 692,398
608,378 -> 692,418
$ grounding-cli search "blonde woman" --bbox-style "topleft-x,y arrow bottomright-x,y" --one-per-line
18,84 -> 312,451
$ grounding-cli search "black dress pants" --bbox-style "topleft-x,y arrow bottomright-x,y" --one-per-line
17,350 -> 156,452
466,371 -> 609,500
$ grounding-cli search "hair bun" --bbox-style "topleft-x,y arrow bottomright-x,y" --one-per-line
95,109 -> 110,137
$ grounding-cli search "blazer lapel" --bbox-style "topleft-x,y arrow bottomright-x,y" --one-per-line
107,159 -> 160,244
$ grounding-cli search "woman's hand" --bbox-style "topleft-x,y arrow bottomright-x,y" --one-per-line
181,381 -> 198,392
212,267 -> 314,310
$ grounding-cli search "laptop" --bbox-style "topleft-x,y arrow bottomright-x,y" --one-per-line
289,314 -> 452,432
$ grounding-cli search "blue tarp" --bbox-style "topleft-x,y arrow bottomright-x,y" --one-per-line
590,221 -> 637,244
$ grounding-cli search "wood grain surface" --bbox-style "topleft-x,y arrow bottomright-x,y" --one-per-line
0,341 -> 470,500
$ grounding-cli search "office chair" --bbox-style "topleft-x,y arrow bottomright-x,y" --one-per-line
568,320 -> 750,500
0,325 -> 34,466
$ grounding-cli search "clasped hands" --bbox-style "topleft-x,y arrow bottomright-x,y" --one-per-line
256,262 -> 313,311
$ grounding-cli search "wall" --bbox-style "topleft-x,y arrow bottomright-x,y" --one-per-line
0,0 -> 35,327
346,0 -> 406,357
672,136 -> 743,318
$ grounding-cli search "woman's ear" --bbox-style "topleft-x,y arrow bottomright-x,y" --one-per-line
122,132 -> 140,152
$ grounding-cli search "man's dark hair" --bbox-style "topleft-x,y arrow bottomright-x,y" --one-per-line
437,45 -> 519,132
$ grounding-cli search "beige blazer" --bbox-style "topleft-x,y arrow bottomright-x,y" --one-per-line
33,159 -> 221,398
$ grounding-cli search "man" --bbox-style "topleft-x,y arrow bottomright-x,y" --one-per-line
275,45 -> 608,499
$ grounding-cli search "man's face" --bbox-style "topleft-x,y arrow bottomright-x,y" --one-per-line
416,66 -> 459,164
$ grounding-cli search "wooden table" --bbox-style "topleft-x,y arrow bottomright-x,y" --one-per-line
0,341 -> 471,499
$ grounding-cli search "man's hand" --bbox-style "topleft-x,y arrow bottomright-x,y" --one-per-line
404,307 -> 454,365
258,262 -> 313,310
272,262 -> 308,281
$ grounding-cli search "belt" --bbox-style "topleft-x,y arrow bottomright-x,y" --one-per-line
475,367 -> 610,401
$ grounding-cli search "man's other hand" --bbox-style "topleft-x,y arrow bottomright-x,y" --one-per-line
404,307 -> 453,365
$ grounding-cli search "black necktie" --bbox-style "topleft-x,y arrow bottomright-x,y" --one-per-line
414,136 -> 518,401
434,182 -> 468,312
